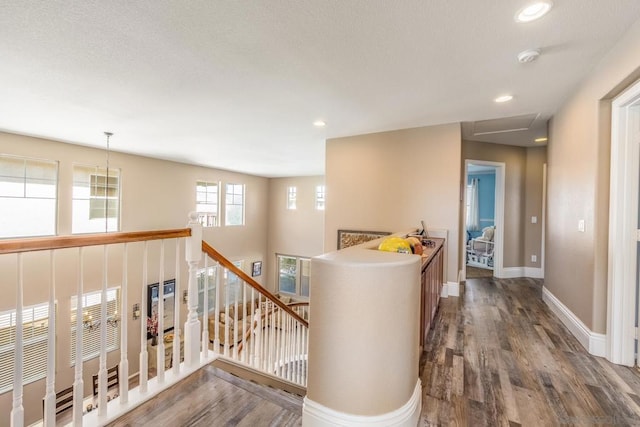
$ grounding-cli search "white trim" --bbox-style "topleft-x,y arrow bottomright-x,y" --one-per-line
542,287 -> 605,357
462,160 -> 505,280
524,267 -> 544,279
498,267 -> 524,278
607,78 -> 640,367
302,379 -> 422,427
445,281 -> 460,297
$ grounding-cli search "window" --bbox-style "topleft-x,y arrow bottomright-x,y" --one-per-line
72,165 -> 120,233
196,260 -> 244,314
0,154 -> 58,238
196,181 -> 219,227
0,302 -> 51,393
225,183 -> 244,226
315,185 -> 325,210
70,288 -> 120,365
287,186 -> 297,210
277,255 -> 310,298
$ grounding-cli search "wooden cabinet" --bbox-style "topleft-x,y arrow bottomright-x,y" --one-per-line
419,238 -> 444,347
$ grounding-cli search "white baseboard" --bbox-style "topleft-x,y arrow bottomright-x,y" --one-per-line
542,287 -> 606,357
499,267 -> 524,278
302,380 -> 421,427
524,267 -> 544,279
446,281 -> 459,297
497,266 -> 543,279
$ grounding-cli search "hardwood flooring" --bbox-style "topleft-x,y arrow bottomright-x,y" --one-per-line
465,266 -> 493,279
420,276 -> 640,426
107,365 -> 302,427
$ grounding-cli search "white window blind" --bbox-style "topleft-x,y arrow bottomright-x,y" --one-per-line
70,288 -> 120,365
0,302 -> 51,393
72,165 -> 120,233
196,181 -> 220,227
0,154 -> 58,238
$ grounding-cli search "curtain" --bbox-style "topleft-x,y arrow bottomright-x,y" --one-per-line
466,178 -> 480,231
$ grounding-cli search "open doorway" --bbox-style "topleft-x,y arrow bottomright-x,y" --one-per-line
462,160 -> 505,280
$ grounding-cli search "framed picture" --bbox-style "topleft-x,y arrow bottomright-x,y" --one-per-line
337,229 -> 391,250
147,279 -> 175,339
252,261 -> 262,277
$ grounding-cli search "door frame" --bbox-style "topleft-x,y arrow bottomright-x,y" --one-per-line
607,77 -> 640,366
461,160 -> 505,279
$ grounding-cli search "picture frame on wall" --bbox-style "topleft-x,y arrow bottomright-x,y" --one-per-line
147,279 -> 176,339
252,261 -> 262,277
337,229 -> 391,250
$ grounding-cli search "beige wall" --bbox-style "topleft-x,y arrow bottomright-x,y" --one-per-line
324,123 -> 461,283
462,141 -> 523,268
267,176 -> 325,293
0,132 -> 269,425
547,18 -> 640,333
524,146 -> 546,268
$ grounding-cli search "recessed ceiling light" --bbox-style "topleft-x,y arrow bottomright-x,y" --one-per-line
516,1 -> 553,23
494,95 -> 513,103
535,137 -> 548,143
313,120 -> 326,127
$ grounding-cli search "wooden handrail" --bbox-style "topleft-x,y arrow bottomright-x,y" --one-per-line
0,228 -> 192,255
202,241 -> 309,328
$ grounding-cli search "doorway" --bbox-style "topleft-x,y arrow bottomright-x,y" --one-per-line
607,77 -> 640,366
461,160 -> 505,280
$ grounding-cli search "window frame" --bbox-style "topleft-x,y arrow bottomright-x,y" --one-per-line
0,154 -> 59,238
225,183 -> 245,226
72,164 -> 121,234
196,180 -> 220,227
287,186 -> 297,210
315,185 -> 325,210
276,254 -> 310,299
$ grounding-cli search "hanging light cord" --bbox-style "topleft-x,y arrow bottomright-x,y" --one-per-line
104,132 -> 113,233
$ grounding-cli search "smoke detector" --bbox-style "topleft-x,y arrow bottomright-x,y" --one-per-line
517,49 -> 541,63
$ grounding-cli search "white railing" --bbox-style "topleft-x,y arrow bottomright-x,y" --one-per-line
201,242 -> 309,387
0,214 -> 308,427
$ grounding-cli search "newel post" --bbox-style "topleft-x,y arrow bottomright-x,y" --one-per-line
184,212 -> 202,367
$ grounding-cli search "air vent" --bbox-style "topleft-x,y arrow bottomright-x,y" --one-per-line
472,113 -> 539,136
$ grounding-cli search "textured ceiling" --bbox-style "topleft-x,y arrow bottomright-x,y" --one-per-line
1,1 -> 639,177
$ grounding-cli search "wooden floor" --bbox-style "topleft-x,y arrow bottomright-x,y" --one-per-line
105,276 -> 640,426
107,365 -> 302,427
420,276 -> 640,426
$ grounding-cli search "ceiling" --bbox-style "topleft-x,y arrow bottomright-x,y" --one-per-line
1,1 -> 639,177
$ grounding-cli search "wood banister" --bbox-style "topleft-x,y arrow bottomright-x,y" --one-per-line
201,241 -> 309,328
0,228 -> 192,255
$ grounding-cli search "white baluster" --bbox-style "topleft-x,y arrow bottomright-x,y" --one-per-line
98,246 -> 108,417
214,263 -> 223,353
139,242 -> 149,393
252,294 -> 262,369
223,267 -> 230,357
184,212 -> 202,368
43,251 -> 56,427
119,243 -> 129,405
275,308 -> 282,377
232,283 -> 239,360
240,283 -> 247,364
73,248 -> 84,426
157,241 -> 165,383
201,256 -> 209,362
97,248 -> 108,415
249,288 -> 256,366
11,253 -> 24,427
173,239 -> 182,374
